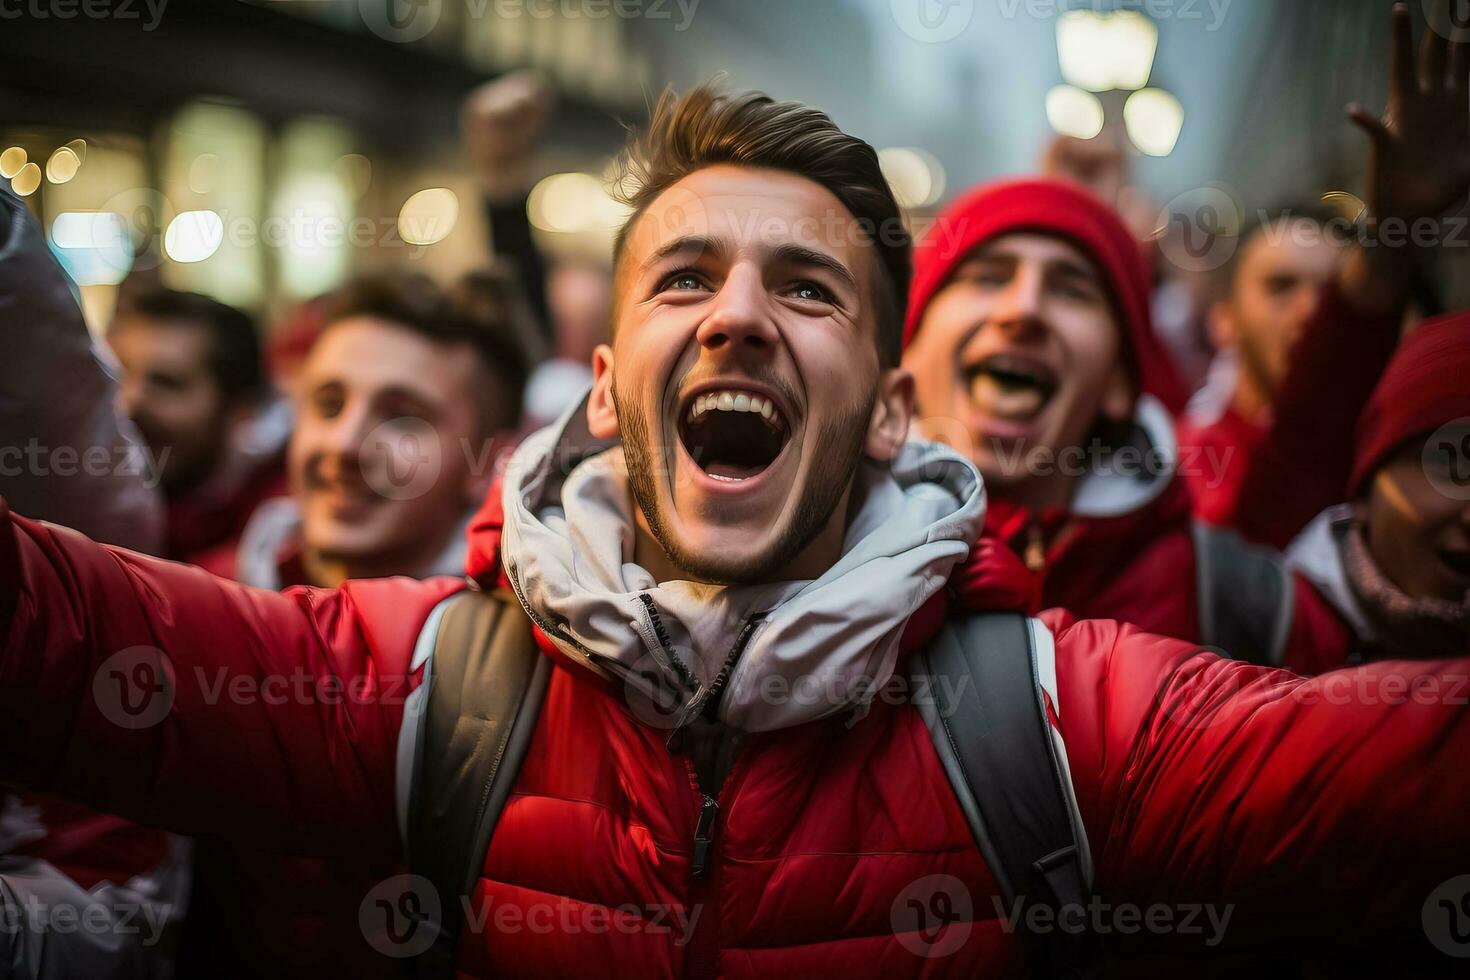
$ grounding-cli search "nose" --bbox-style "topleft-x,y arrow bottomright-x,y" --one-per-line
988,262 -> 1046,340
694,263 -> 780,354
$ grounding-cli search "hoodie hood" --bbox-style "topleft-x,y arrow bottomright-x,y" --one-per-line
493,398 -> 986,733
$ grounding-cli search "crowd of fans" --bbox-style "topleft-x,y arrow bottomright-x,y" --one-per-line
2,5 -> 1469,977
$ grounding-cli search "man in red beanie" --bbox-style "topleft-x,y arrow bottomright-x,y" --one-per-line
903,5 -> 1468,655
1286,310 -> 1470,672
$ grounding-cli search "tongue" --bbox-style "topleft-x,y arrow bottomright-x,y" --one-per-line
971,373 -> 1046,421
705,460 -> 766,481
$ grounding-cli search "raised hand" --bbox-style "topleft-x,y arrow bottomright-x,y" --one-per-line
1348,1 -> 1470,230
461,70 -> 556,200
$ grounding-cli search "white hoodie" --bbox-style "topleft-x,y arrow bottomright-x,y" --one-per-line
498,401 -> 986,732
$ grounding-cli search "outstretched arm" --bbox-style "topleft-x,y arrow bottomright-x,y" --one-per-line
0,500 -> 461,859
1051,611 -> 1469,956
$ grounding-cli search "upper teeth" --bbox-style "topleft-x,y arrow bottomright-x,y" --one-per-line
688,389 -> 781,424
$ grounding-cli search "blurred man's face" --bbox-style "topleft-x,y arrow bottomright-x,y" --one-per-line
904,234 -> 1131,499
1361,439 -> 1470,604
588,164 -> 911,585
1215,221 -> 1344,400
110,317 -> 228,496
290,317 -> 486,575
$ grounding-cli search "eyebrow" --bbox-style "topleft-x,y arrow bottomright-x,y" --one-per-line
1046,258 -> 1102,284
638,235 -> 729,275
967,249 -> 1101,285
771,243 -> 859,293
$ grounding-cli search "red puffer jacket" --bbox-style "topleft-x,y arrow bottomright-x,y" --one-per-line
3,505 -> 1469,975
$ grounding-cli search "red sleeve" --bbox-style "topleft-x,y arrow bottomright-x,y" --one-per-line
1226,282 -> 1401,549
0,507 -> 462,860
1045,609 -> 1469,951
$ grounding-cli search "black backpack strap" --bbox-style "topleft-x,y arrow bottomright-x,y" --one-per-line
1192,521 -> 1296,665
406,587 -> 549,979
914,611 -> 1098,979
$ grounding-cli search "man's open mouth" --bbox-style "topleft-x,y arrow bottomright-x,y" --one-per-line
964,353 -> 1059,423
678,388 -> 790,482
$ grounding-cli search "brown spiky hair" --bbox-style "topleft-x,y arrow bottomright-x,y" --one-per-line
610,84 -> 910,367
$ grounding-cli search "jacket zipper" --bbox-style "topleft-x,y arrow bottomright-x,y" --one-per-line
690,794 -> 718,879
681,751 -> 752,980
658,615 -> 760,978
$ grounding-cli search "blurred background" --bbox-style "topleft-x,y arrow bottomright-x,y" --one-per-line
0,0 -> 1457,333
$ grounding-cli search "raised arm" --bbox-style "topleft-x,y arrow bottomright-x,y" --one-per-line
1051,611 -> 1469,955
0,499 -> 460,859
1227,2 -> 1470,548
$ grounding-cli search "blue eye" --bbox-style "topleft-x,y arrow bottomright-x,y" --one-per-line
662,271 -> 706,292
790,281 -> 831,303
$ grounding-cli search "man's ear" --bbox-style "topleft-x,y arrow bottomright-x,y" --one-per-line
586,344 -> 620,439
865,367 -> 915,463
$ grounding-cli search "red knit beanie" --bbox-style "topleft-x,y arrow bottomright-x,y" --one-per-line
1350,310 -> 1470,497
904,178 -> 1187,414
